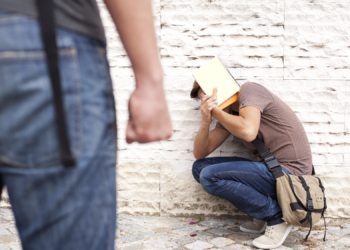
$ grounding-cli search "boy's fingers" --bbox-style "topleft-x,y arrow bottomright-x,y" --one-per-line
207,99 -> 218,106
201,95 -> 211,102
126,120 -> 137,144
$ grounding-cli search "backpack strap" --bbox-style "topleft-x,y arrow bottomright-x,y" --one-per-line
316,177 -> 327,241
298,176 -> 314,211
36,0 -> 76,167
298,176 -> 314,242
298,176 -> 326,242
251,136 -> 284,179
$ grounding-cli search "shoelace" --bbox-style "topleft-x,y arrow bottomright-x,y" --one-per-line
265,226 -> 274,237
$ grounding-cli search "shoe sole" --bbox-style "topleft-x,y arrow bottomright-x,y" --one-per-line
240,223 -> 267,234
252,224 -> 294,249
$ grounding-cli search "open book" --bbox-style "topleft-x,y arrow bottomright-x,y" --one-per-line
193,57 -> 240,110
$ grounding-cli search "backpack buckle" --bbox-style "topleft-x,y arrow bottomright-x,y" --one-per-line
307,199 -> 314,210
263,156 -> 284,178
264,156 -> 280,171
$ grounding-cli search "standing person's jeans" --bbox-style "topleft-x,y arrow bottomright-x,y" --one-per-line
192,157 -> 290,226
0,10 -> 117,250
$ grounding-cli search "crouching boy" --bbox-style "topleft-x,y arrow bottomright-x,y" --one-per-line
191,82 -> 312,249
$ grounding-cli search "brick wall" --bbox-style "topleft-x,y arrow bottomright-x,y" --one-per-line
103,0 -> 350,223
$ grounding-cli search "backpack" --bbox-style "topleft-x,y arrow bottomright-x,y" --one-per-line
252,137 -> 327,242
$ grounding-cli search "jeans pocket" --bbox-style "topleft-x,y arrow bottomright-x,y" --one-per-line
0,47 -> 82,168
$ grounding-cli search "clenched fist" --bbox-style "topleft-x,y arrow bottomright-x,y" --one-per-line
126,87 -> 173,144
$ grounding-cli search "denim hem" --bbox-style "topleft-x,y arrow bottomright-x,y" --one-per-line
266,218 -> 285,226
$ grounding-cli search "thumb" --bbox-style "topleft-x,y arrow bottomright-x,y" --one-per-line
213,87 -> 218,98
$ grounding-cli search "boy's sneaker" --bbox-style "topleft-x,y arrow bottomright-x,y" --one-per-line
240,219 -> 267,234
252,222 -> 293,249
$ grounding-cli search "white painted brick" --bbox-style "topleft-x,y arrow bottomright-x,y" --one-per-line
302,123 -> 344,133
161,35 -> 284,47
162,0 -> 282,3
284,3 -> 350,79
285,102 -> 345,113
312,154 -> 344,164
285,35 -> 350,46
344,154 -> 350,164
161,45 -> 283,57
296,112 -> 344,123
286,0 -> 350,3
284,68 -> 350,80
118,201 -> 160,216
284,57 -> 350,68
285,3 -> 350,16
162,56 -> 283,68
164,67 -> 283,78
118,191 -> 160,203
310,144 -> 344,154
284,45 -> 350,58
307,133 -> 346,144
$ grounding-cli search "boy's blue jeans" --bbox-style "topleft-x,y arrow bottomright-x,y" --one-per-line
192,157 -> 290,226
0,10 -> 117,250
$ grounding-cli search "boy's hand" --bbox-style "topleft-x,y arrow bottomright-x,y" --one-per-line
200,87 -> 218,126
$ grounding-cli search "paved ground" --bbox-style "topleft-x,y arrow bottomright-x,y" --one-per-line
0,208 -> 349,249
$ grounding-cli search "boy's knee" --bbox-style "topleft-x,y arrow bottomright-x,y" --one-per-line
199,167 -> 216,195
192,159 -> 204,183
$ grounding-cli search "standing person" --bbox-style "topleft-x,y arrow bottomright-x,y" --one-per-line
0,0 -> 172,249
191,82 -> 312,249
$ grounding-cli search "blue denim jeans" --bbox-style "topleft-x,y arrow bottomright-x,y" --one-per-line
192,157 -> 290,226
0,10 -> 117,250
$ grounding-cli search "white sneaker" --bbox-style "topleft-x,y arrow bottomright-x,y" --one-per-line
252,222 -> 293,249
240,219 -> 267,234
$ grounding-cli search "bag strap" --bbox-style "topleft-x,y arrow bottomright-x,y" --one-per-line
251,136 -> 284,179
36,0 -> 76,167
316,176 -> 327,241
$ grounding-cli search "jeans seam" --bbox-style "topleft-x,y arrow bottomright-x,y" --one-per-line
0,49 -> 73,60
210,170 -> 275,204
97,45 -> 117,129
0,15 -> 30,25
213,170 -> 276,184
69,47 -> 82,159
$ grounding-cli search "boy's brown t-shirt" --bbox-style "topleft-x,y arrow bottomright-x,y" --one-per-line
216,82 -> 312,176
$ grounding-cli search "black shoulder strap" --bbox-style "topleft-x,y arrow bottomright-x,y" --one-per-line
36,0 -> 76,167
251,136 -> 284,179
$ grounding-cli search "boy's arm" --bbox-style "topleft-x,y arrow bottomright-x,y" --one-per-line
193,127 -> 230,160
104,0 -> 172,143
193,89 -> 230,159
212,106 -> 261,142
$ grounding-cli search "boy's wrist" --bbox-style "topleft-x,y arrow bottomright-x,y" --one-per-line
200,122 -> 211,130
211,107 -> 222,120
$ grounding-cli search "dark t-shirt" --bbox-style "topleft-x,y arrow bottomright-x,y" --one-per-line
0,0 -> 105,43
216,82 -> 313,176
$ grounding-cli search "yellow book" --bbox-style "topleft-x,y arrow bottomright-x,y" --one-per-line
193,57 -> 240,109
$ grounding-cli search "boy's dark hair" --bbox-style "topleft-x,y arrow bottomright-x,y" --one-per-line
190,81 -> 200,100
